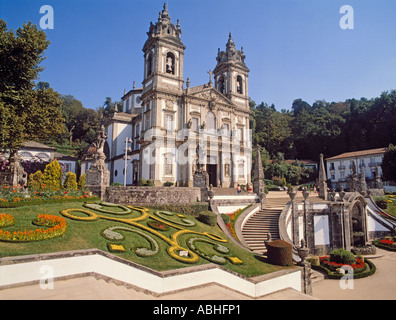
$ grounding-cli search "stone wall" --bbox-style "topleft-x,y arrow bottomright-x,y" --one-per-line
105,186 -> 202,205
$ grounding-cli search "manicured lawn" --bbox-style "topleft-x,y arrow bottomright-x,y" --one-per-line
0,201 -> 288,277
375,195 -> 396,218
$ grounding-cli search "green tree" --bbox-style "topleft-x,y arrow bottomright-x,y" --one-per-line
382,144 -> 396,182
63,172 -> 78,190
42,160 -> 63,191
0,20 -> 65,157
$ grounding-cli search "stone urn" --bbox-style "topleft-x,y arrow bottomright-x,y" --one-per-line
288,188 -> 297,201
297,239 -> 310,266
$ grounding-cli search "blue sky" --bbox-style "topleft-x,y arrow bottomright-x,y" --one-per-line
1,0 -> 396,110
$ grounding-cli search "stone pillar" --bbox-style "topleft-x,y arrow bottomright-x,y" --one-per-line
253,145 -> 265,195
318,154 -> 328,200
297,239 -> 313,295
288,188 -> 299,246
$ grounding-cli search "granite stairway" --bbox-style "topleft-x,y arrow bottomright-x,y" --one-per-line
241,195 -> 303,255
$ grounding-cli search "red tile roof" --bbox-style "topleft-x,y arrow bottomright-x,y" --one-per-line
326,148 -> 386,161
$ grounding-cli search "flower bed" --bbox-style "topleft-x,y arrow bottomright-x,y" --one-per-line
0,213 -> 16,227
0,214 -> 67,242
221,205 -> 251,240
0,185 -> 97,208
147,220 -> 169,231
373,237 -> 396,251
320,256 -> 365,272
310,255 -> 376,279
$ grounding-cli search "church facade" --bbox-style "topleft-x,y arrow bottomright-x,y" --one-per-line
103,4 -> 252,188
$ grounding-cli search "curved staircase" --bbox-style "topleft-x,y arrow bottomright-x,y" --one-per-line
241,194 -> 303,255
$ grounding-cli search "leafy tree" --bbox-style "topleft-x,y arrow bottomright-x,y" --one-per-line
97,96 -> 123,119
0,20 -> 64,157
382,144 -> 396,182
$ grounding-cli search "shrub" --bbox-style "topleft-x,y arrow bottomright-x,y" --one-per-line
164,181 -> 174,187
310,256 -> 320,267
146,179 -> 155,186
266,240 -> 293,266
28,170 -> 43,191
376,198 -> 388,210
110,182 -> 123,186
197,210 -> 218,226
42,160 -> 63,191
63,172 -> 78,190
78,173 -> 86,189
221,213 -> 231,225
146,204 -> 209,217
329,249 -> 356,265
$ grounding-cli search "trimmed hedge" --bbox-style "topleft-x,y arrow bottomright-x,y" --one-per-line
330,249 -> 356,265
197,211 -> 218,226
0,196 -> 99,208
146,203 -> 209,217
266,239 -> 293,266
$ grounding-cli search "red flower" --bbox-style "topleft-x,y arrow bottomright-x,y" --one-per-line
380,239 -> 394,245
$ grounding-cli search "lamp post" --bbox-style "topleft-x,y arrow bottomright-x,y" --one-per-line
124,137 -> 133,186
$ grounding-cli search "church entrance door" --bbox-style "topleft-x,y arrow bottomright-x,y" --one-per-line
207,164 -> 217,187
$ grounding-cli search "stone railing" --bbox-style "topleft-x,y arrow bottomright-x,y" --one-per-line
105,186 -> 202,205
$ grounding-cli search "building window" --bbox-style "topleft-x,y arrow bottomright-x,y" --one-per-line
146,54 -> 153,78
237,128 -> 243,141
165,154 -> 173,176
218,75 -> 225,94
192,118 -> 199,131
207,111 -> 216,131
145,113 -> 151,131
166,52 -> 175,75
166,114 -> 174,132
134,123 -> 140,150
64,163 -> 72,173
236,75 -> 243,94
238,161 -> 244,179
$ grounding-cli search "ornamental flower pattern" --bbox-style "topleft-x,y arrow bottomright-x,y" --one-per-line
0,214 -> 67,242
61,202 -> 243,265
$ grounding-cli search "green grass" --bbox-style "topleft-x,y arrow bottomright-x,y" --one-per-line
374,195 -> 396,218
0,201 -> 289,277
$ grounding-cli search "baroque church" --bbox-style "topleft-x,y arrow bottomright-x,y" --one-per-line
98,4 -> 252,188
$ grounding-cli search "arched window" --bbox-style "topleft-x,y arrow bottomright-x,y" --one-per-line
236,75 -> 243,94
146,53 -> 153,78
19,152 -> 33,161
207,111 -> 216,131
36,153 -> 50,161
218,75 -> 226,94
166,52 -> 175,75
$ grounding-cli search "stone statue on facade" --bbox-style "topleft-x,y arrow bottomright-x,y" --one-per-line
374,165 -> 384,189
193,144 -> 209,192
